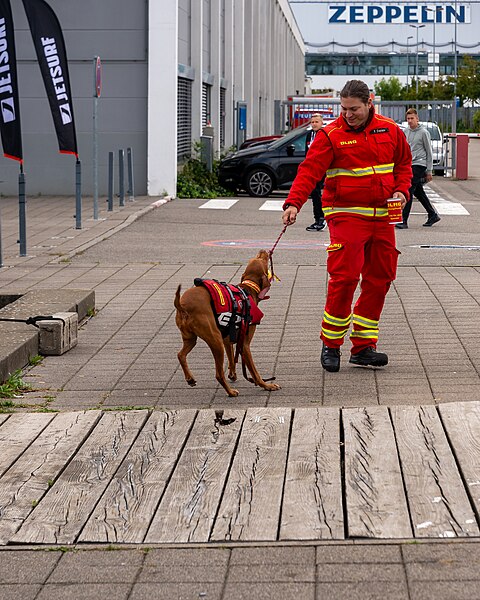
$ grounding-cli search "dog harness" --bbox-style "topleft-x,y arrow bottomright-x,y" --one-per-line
193,278 -> 263,343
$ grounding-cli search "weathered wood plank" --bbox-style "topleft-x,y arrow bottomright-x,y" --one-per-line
280,407 -> 343,540
0,411 -> 101,545
210,408 -> 291,542
11,411 -> 148,545
145,409 -> 244,544
439,401 -> 480,523
0,413 -> 55,477
79,410 -> 197,543
343,407 -> 411,539
391,405 -> 479,538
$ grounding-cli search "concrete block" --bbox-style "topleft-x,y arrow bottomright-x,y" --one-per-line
38,312 -> 78,356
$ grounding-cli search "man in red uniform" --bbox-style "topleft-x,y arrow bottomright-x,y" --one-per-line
282,80 -> 412,372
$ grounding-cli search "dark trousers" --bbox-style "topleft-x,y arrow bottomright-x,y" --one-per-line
402,164 -> 437,223
311,181 -> 325,222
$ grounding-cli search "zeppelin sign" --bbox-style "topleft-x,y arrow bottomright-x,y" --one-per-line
328,4 -> 471,24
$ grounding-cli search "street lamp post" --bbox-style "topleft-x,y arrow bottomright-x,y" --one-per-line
410,24 -> 425,97
406,35 -> 413,90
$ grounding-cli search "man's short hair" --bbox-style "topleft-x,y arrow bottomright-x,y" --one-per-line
311,113 -> 324,120
340,80 -> 370,104
406,108 -> 418,116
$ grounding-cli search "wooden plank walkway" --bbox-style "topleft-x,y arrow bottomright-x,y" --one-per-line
1,403 -> 480,546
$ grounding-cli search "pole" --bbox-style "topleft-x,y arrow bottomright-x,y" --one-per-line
118,149 -> 125,207
93,56 -> 101,220
107,151 -> 114,211
453,0 -> 458,134
416,27 -> 419,97
127,147 -> 134,202
406,36 -> 413,91
18,168 -> 26,257
75,160 -> 82,229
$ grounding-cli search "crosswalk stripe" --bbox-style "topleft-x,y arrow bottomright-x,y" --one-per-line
259,200 -> 284,211
425,186 -> 470,215
199,199 -> 239,209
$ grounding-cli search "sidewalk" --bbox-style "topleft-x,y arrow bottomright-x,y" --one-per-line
1,181 -> 480,599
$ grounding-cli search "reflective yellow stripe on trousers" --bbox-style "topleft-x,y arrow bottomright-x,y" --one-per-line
323,206 -> 388,217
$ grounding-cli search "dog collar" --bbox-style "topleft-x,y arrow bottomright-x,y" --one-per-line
241,279 -> 261,294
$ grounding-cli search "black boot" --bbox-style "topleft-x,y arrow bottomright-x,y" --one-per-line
349,347 -> 388,367
321,344 -> 341,372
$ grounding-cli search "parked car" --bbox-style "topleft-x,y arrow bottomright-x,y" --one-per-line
219,126 -> 310,197
399,121 -> 446,176
239,134 -> 282,150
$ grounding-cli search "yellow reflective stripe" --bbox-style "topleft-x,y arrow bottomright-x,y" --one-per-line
323,207 -> 388,218
352,314 -> 379,327
350,330 -> 379,339
326,163 -> 394,178
322,327 -> 349,340
323,311 -> 352,327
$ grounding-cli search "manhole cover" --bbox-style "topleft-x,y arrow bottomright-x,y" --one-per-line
202,239 -> 329,249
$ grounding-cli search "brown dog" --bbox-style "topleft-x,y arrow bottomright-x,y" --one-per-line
174,250 -> 281,397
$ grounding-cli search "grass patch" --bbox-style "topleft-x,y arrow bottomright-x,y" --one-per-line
29,354 -> 44,367
0,370 -> 31,398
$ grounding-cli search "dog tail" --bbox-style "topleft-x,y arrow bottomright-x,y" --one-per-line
174,285 -> 183,311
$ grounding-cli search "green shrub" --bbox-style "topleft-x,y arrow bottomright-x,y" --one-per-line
473,111 -> 480,133
176,143 -> 235,199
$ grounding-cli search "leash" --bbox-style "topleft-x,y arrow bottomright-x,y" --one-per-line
0,315 -> 65,328
268,224 -> 287,282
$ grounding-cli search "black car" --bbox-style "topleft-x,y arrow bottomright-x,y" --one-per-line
218,126 -> 309,197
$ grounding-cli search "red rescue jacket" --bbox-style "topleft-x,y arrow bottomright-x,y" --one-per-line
284,108 -> 412,220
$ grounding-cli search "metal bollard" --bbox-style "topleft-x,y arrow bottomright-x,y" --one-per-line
107,152 -> 114,211
118,149 -> 125,207
18,171 -> 27,256
75,160 -> 82,229
127,147 -> 135,201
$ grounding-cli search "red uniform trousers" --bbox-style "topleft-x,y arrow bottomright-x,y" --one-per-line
321,216 -> 399,354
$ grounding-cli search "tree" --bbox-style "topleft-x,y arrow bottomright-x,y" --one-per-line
373,77 -> 404,101
449,55 -> 480,106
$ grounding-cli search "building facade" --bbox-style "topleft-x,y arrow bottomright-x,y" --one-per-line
0,0 -> 304,197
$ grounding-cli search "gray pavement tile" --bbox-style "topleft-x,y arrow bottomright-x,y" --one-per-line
0,551 -> 60,583
36,583 -> 131,600
316,563 -> 406,582
408,581 -> 480,600
402,542 -> 480,563
405,561 -> 480,581
143,548 -> 229,566
223,582 -> 315,600
130,583 -> 223,600
315,582 -> 409,600
48,550 -> 144,583
230,546 -> 315,565
0,584 -> 41,599
137,565 -> 227,583
228,564 -> 315,582
316,544 -> 402,564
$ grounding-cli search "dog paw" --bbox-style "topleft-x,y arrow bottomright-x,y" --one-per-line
265,383 -> 281,391
228,373 -> 237,382
187,378 -> 197,387
227,388 -> 239,397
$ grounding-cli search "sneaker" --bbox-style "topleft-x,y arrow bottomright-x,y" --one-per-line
349,347 -> 388,367
423,214 -> 441,227
306,222 -> 323,232
321,344 -> 341,372
317,220 -> 327,231
395,222 -> 408,229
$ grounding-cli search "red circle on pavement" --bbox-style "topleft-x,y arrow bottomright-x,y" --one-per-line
202,239 -> 329,249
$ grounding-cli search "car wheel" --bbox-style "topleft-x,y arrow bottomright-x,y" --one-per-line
245,169 -> 274,197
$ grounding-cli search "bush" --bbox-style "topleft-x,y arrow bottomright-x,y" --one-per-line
473,110 -> 480,133
176,151 -> 234,199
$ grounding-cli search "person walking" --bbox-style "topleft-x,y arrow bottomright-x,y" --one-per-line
305,114 -> 327,232
282,80 -> 412,372
396,108 -> 440,229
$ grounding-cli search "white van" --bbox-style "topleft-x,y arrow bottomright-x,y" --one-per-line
400,121 -> 446,176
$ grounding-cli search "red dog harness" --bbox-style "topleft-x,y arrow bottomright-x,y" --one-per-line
194,278 -> 263,342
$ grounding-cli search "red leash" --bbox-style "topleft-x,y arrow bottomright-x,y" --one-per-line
268,224 -> 287,280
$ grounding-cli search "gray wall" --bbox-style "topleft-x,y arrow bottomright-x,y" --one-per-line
0,0 -> 148,196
